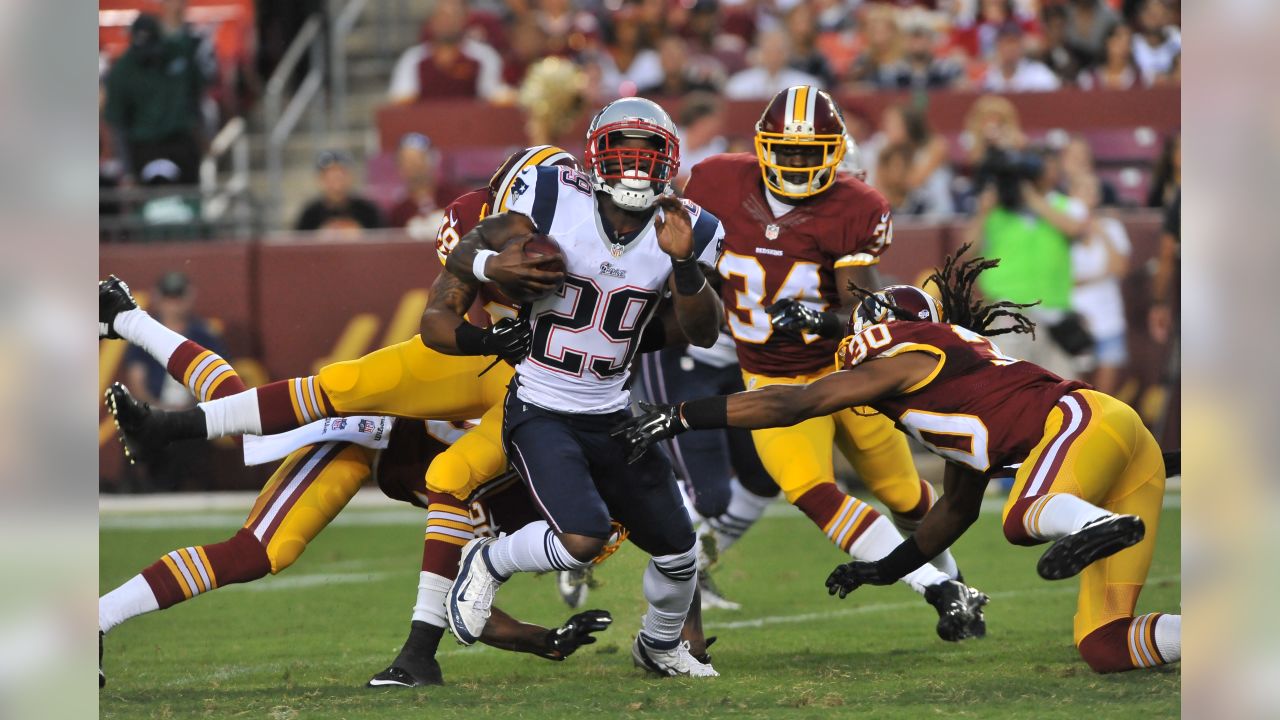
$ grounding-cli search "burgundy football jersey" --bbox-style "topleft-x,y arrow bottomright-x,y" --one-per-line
841,320 -> 1089,474
684,153 -> 894,376
435,187 -> 518,323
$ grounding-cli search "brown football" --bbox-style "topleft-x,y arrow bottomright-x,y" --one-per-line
521,233 -> 566,274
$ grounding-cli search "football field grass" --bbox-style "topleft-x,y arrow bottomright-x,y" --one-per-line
99,496 -> 1180,719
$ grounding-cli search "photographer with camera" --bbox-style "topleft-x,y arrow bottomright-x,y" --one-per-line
965,144 -> 1090,380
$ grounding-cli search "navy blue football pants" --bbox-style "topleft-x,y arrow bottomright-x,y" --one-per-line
636,347 -> 778,518
502,384 -> 695,557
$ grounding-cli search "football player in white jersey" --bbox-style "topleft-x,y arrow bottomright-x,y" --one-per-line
436,97 -> 726,677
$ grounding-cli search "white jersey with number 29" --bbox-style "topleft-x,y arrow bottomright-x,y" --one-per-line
503,165 -> 723,413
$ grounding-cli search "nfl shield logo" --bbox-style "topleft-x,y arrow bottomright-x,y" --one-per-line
610,243 -> 626,258
765,224 -> 780,240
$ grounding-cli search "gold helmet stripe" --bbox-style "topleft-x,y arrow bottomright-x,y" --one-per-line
496,145 -> 572,211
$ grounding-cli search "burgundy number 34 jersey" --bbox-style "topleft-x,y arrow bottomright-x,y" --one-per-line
683,153 -> 893,377
841,320 -> 1089,475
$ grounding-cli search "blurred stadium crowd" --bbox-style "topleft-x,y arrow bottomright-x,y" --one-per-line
97,0 -> 1179,491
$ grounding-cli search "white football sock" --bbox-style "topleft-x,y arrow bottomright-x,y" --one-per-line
198,390 -> 263,438
848,515 -> 950,595
1028,493 -> 1112,540
410,572 -> 452,628
1153,614 -> 1181,663
99,574 -> 160,634
704,478 -> 773,561
892,483 -> 961,580
640,547 -> 697,648
484,521 -> 590,578
113,308 -> 185,365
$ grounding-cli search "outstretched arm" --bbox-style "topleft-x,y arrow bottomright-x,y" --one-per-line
825,462 -> 988,596
481,608 -> 612,661
613,351 -> 938,462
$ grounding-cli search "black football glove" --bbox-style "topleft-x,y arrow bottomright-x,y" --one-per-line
610,401 -> 688,464
765,298 -> 842,338
484,316 -> 533,364
825,560 -> 897,599
537,609 -> 613,661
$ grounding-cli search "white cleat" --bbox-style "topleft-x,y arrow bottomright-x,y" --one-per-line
557,567 -> 593,609
445,537 -> 504,646
632,636 -> 720,677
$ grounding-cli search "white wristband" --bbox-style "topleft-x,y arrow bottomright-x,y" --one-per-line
473,250 -> 498,282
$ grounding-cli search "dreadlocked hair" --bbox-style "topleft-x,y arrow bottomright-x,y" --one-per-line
928,243 -> 1037,338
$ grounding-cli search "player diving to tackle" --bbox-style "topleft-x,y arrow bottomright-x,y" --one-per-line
679,85 -> 984,633
616,247 -> 1181,673
98,275 -> 614,689
439,97 -> 726,677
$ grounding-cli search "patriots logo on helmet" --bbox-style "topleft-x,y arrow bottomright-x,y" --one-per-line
510,177 -> 529,200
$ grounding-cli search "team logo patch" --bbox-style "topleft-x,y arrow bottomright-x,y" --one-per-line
764,224 -> 780,241
510,177 -> 529,200
599,261 -> 626,279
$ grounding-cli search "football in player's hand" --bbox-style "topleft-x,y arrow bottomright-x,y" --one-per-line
521,233 -> 567,274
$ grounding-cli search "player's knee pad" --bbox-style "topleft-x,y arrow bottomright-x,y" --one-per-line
781,475 -> 826,504
1077,618 -> 1136,673
424,449 -> 478,502
652,546 -> 698,582
203,528 -> 271,585
867,473 -> 924,516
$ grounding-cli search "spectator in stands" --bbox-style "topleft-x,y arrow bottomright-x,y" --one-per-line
784,2 -> 836,89
725,29 -> 822,99
865,104 -> 955,216
640,36 -> 724,98
843,4 -> 902,88
597,6 -> 663,98
387,133 -> 443,240
501,19 -> 550,89
1035,4 -> 1084,86
528,0 -> 599,57
681,0 -> 748,74
1147,131 -> 1180,208
1131,0 -> 1180,85
1076,22 -> 1139,90
962,94 -> 1027,167
875,11 -> 965,90
874,144 -> 928,216
967,146 -> 1089,379
1148,187 -> 1179,343
103,12 -> 216,187
674,93 -> 728,189
982,22 -> 1061,92
1060,134 -> 1121,207
295,150 -> 385,235
387,0 -> 507,104
949,0 -> 1039,61
1064,0 -> 1120,67
1069,173 -> 1131,395
135,159 -> 203,241
123,271 -> 224,490
814,0 -> 856,33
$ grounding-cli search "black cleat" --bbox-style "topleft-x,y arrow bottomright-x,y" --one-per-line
1037,514 -> 1145,581
104,382 -> 177,464
924,580 -> 989,642
366,660 -> 443,688
99,631 -> 105,688
99,275 -> 137,340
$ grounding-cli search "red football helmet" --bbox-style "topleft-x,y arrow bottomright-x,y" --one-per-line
849,284 -> 942,336
755,85 -> 848,198
488,144 -> 579,212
